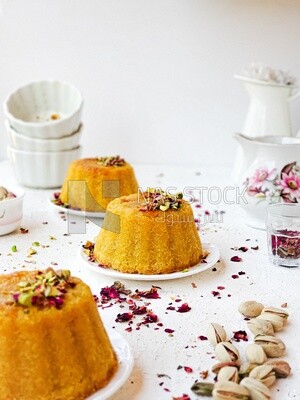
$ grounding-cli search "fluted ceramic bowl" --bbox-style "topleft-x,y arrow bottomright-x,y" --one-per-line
6,120 -> 83,152
4,80 -> 83,139
7,145 -> 82,189
0,187 -> 24,236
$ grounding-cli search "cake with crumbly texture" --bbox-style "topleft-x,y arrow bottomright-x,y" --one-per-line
0,268 -> 118,400
59,156 -> 138,212
94,189 -> 203,274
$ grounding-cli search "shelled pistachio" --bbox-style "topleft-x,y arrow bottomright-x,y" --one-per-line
249,365 -> 276,387
191,381 -> 214,396
215,342 -> 240,363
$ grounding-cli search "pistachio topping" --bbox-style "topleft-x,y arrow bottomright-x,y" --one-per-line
96,155 -> 125,166
139,188 -> 183,212
12,268 -> 75,309
207,323 -> 227,346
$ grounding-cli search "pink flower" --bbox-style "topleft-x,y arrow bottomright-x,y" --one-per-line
249,167 -> 277,190
277,172 -> 300,199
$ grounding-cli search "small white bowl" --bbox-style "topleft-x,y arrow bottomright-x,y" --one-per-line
0,187 -> 24,236
7,145 -> 82,189
6,120 -> 83,152
4,80 -> 83,139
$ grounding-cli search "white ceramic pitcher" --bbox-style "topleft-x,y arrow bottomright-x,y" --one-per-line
235,75 -> 300,137
234,133 -> 300,229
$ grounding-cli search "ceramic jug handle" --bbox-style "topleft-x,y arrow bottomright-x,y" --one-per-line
288,89 -> 300,102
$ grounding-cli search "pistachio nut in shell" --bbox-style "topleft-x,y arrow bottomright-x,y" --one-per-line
262,306 -> 289,324
240,377 -> 271,400
265,360 -> 291,378
212,361 -> 241,375
218,366 -> 239,383
257,312 -> 284,332
238,300 -> 264,318
245,344 -> 267,365
239,362 -> 257,378
215,342 -> 240,363
254,335 -> 286,358
0,186 -> 9,201
247,318 -> 274,336
212,381 -> 250,400
191,381 -> 214,396
207,323 -> 227,346
249,365 -> 276,387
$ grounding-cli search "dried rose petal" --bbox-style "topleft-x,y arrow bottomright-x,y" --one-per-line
165,328 -> 174,334
177,303 -> 191,313
184,366 -> 193,373
173,395 -> 191,400
212,291 -> 220,297
238,246 -> 248,252
251,245 -> 259,250
198,335 -> 208,341
238,271 -> 246,275
143,313 -> 158,323
230,256 -> 242,262
217,286 -> 225,290
231,275 -> 239,279
115,312 -> 133,322
232,330 -> 248,342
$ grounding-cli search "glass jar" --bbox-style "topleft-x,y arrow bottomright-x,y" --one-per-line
267,203 -> 300,268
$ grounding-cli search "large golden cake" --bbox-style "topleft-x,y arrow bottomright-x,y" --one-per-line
0,268 -> 117,400
94,189 -> 203,274
59,156 -> 138,212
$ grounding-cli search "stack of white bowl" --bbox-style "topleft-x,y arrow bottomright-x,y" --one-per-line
4,80 -> 83,188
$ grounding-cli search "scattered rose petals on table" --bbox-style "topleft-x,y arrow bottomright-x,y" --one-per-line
230,256 -> 242,262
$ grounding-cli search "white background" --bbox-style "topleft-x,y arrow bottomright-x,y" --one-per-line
1,0 -> 300,166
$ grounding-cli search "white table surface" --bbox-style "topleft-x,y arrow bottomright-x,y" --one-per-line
0,160 -> 299,400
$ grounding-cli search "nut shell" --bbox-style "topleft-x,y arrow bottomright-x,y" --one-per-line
257,312 -> 284,332
207,323 -> 227,346
215,342 -> 240,363
249,365 -> 276,387
254,335 -> 285,358
213,381 -> 250,400
240,377 -> 271,400
238,301 -> 264,318
247,318 -> 274,336
245,344 -> 267,365
265,360 -> 291,378
218,366 -> 240,383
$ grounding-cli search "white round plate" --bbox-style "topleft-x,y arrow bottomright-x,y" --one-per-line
80,243 -> 220,281
49,194 -> 105,218
86,328 -> 134,400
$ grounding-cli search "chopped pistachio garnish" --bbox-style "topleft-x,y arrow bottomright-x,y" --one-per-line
96,155 -> 125,167
32,241 -> 40,247
27,248 -> 37,256
139,189 -> 183,212
11,245 -> 17,252
12,268 -> 75,309
82,241 -> 96,262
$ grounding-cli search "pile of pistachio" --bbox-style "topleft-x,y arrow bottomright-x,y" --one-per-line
192,300 -> 291,399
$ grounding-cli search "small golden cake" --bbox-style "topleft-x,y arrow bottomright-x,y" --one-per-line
59,156 -> 139,212
94,189 -> 203,274
0,269 -> 118,400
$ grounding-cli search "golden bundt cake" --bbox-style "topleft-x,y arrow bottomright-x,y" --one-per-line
94,189 -> 203,274
59,156 -> 138,212
0,268 -> 118,400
